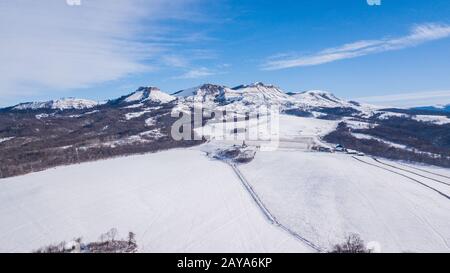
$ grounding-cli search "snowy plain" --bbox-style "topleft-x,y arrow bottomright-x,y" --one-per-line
239,151 -> 450,253
0,149 -> 312,253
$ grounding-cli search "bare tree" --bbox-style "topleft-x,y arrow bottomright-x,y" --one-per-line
330,233 -> 370,253
127,232 -> 136,246
106,228 -> 118,242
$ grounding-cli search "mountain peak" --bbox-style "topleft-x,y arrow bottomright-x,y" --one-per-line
232,82 -> 276,90
172,84 -> 226,98
135,86 -> 160,92
123,86 -> 175,104
289,90 -> 360,109
301,90 -> 339,99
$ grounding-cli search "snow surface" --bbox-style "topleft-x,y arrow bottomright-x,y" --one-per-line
238,151 -> 450,252
124,107 -> 161,120
0,149 -> 312,253
139,129 -> 165,139
376,111 -> 409,120
145,117 -> 156,127
142,89 -> 175,103
174,83 -> 378,122
0,137 -> 14,143
35,113 -> 51,120
198,114 -> 338,142
351,133 -> 409,150
124,103 -> 144,109
124,88 -> 175,104
413,115 -> 450,125
125,110 -> 152,120
13,98 -> 98,110
291,90 -> 350,108
124,91 -> 147,102
344,119 -> 376,130
350,133 -> 444,158
3,82 -> 450,253
172,86 -> 204,97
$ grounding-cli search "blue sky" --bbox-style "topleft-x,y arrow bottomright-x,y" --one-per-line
1,0 -> 450,107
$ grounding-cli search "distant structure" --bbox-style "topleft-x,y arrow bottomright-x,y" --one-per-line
335,144 -> 346,152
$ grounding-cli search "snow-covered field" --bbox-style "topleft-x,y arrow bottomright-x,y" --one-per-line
239,151 -> 450,253
197,115 -> 338,152
2,113 -> 449,253
199,115 -> 338,141
0,149 -> 312,253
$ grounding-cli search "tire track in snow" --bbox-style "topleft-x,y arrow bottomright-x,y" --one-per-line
364,160 -> 450,250
373,158 -> 450,187
352,157 -> 450,201
397,162 -> 450,180
352,156 -> 450,249
227,162 -> 323,252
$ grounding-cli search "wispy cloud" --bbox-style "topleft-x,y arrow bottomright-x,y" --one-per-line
160,49 -> 218,69
356,90 -> 450,108
161,55 -> 190,68
262,23 -> 450,70
0,0 -> 201,101
172,67 -> 216,79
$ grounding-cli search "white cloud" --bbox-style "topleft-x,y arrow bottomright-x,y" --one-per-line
262,23 -> 450,70
173,67 -> 216,79
160,49 -> 218,68
0,0 -> 199,101
356,90 -> 450,108
161,55 -> 190,68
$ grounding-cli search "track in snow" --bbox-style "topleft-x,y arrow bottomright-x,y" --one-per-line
396,162 -> 450,180
227,162 -> 323,252
373,158 -> 450,187
352,156 -> 450,201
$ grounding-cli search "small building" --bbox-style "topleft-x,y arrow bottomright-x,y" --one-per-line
335,144 -> 346,152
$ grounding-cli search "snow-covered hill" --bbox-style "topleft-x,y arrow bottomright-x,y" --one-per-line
12,98 -> 99,110
290,90 -> 358,108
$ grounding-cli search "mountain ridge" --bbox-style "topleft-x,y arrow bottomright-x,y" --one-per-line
2,83 -> 360,112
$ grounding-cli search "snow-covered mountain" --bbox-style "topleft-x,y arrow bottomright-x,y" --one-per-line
119,87 -> 176,104
289,90 -> 356,108
12,98 -> 99,110
173,82 -> 373,117
228,82 -> 291,104
5,83 -> 370,115
172,84 -> 228,103
2,82 -> 449,170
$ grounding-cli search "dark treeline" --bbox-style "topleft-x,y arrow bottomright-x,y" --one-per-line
324,122 -> 450,168
0,101 -> 203,179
